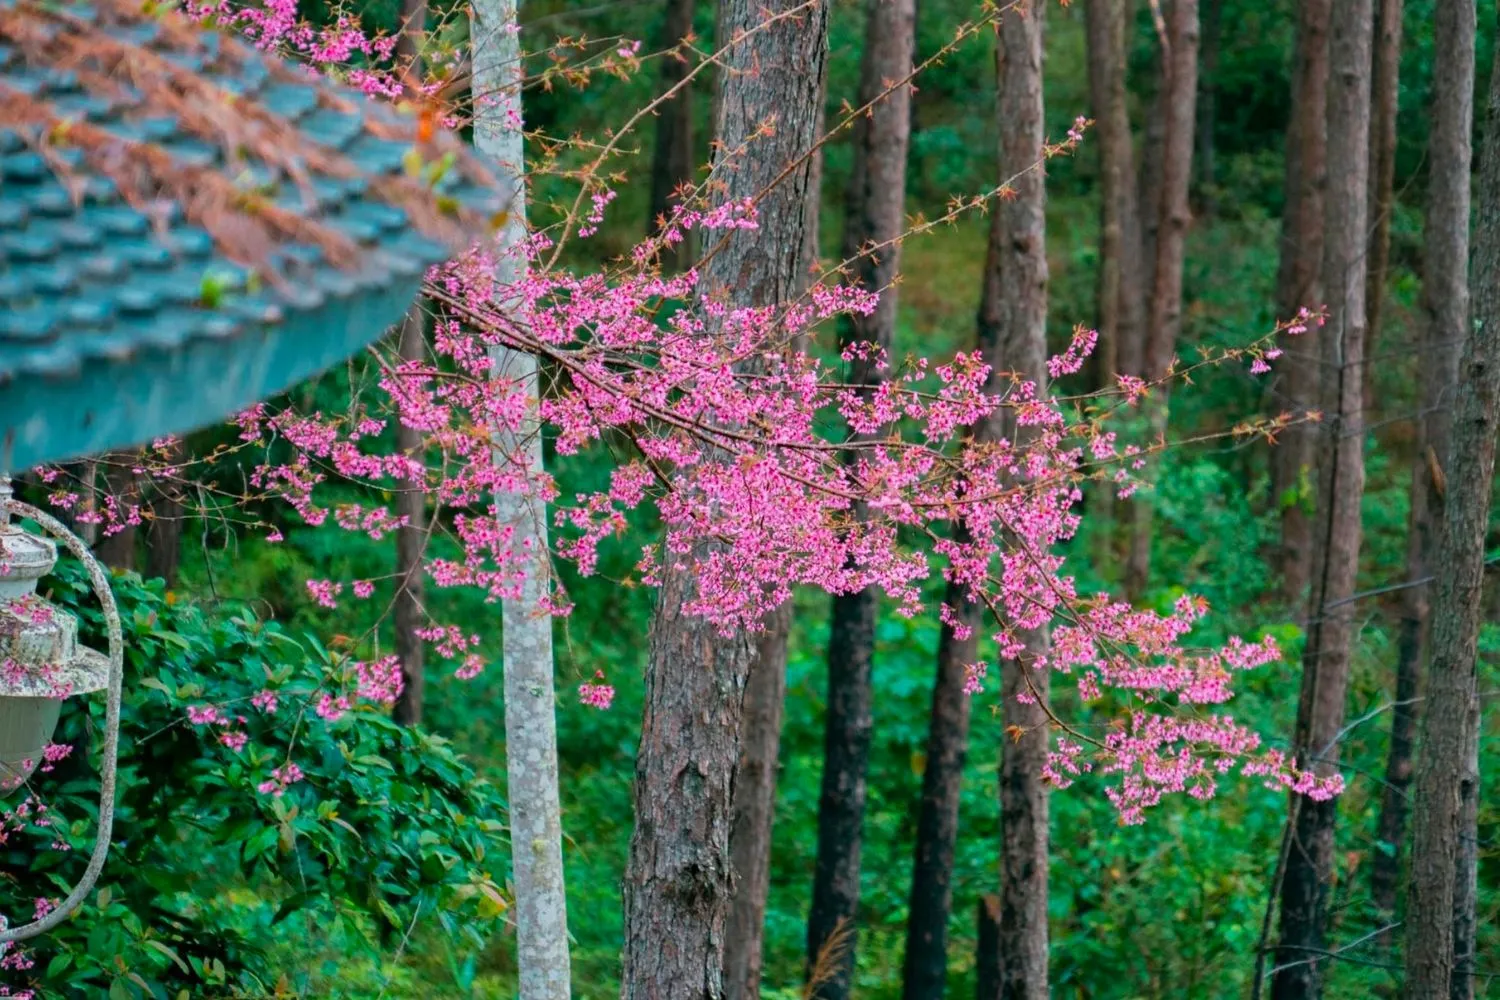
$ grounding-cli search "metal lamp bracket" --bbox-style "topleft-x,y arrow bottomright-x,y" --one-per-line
0,480 -> 124,944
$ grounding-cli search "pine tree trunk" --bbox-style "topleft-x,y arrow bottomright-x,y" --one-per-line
472,1 -> 572,995
806,3 -> 914,994
1364,0 -> 1402,413
392,305 -> 429,728
977,894 -> 1001,1000
622,2 -> 830,995
1084,0 -> 1145,575
724,603 -> 790,1000
901,587 -> 976,1000
991,7 -> 1050,996
649,0 -> 698,272
725,45 -> 830,1000
94,457 -> 137,571
1371,0 -> 1460,938
143,439 -> 185,587
1403,4 -> 1484,996
1124,0 -> 1198,601
1086,0 -> 1134,384
390,0 -> 429,730
1271,0 -> 1331,609
1195,0 -> 1221,213
1270,1 -> 1373,995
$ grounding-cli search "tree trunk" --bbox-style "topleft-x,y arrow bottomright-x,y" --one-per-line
725,42 -> 831,1000
990,8 -> 1050,997
1084,0 -> 1145,576
144,493 -> 181,587
390,0 -> 429,730
392,305 -> 429,728
810,5 -> 912,995
977,895 -> 1001,1000
622,2 -> 830,996
1124,0 -> 1198,601
1270,0 -> 1373,996
804,3 -> 914,995
900,587 -> 984,1000
1364,0 -> 1402,412
724,604 -> 790,1000
1271,0 -> 1332,608
472,1 -> 572,995
1195,0 -> 1221,213
143,440 -> 185,587
649,0 -> 698,272
1403,3 -> 1483,996
94,457 -> 138,572
1085,4 -> 1140,373
1449,691 -> 1479,1000
901,588 -> 976,1000
1370,0 -> 1460,938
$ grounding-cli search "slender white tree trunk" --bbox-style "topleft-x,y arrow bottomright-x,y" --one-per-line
471,2 -> 571,995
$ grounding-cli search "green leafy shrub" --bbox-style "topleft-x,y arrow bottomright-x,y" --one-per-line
1,562 -> 509,998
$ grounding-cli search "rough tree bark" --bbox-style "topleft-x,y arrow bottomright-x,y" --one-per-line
1269,0 -> 1373,996
804,2 -> 915,995
1370,0 -> 1462,936
1124,0 -> 1198,601
724,603 -> 791,1000
990,6 -> 1051,997
1363,0 -> 1402,382
1084,0 -> 1145,574
1270,0 -> 1331,609
95,458 -> 137,571
391,0 -> 429,729
391,304 -> 429,727
725,51 -> 831,1000
1195,0 -> 1221,213
144,441 -> 184,587
901,590 -> 978,1000
648,0 -> 698,272
471,0 -> 572,994
1403,3 -> 1484,995
621,2 -> 829,996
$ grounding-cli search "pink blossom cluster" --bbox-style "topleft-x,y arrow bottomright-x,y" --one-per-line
14,2 -> 1338,826
579,673 -> 615,710
209,189 -> 1334,822
257,761 -> 304,798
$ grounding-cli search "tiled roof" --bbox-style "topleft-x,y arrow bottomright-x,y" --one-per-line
0,0 -> 502,471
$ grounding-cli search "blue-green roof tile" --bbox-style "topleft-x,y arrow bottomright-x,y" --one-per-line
0,0 -> 506,470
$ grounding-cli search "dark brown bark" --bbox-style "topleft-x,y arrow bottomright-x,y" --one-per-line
1370,0 -> 1455,935
977,895 -> 1001,1000
1364,0 -> 1401,391
724,602 -> 790,1000
725,41 -> 830,999
621,2 -> 829,995
1270,0 -> 1373,995
1084,0 -> 1145,576
1271,0 -> 1332,608
1403,2 -> 1483,996
1195,0 -> 1222,212
1124,0 -> 1198,601
806,3 -> 914,994
901,588 -> 976,1000
95,457 -> 137,572
144,493 -> 182,587
1450,691 -> 1479,1000
649,0 -> 699,272
392,304 -> 428,728
991,9 -> 1050,997
1085,0 -> 1147,384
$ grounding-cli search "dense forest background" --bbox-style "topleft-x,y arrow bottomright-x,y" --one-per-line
6,0 -> 1500,997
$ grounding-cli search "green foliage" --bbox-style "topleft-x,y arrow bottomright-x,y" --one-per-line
1,563 -> 509,998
